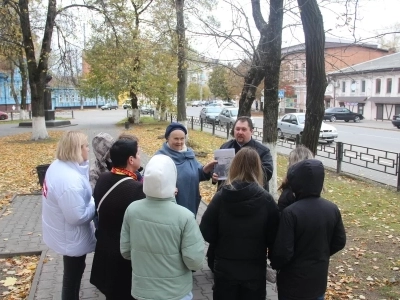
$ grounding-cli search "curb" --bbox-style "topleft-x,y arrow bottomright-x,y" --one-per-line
0,194 -> 18,216
27,250 -> 48,300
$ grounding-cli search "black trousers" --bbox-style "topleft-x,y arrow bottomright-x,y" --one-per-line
62,254 -> 87,300
213,277 -> 266,300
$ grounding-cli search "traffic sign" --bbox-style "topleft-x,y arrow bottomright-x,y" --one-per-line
278,90 -> 285,98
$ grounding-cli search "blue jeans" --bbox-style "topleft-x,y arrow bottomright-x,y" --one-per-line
279,295 -> 324,300
62,255 -> 86,300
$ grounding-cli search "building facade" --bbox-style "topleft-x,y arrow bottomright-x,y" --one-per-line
0,68 -> 112,112
327,52 -> 400,120
280,38 -> 389,112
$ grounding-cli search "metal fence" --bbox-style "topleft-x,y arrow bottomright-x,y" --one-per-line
168,114 -> 400,191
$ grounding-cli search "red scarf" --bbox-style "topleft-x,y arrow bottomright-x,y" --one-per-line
111,167 -> 138,181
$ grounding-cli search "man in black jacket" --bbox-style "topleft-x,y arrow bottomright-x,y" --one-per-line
212,116 -> 273,191
270,159 -> 346,300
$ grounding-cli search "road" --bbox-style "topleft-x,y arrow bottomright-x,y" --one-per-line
187,106 -> 400,188
187,106 -> 400,152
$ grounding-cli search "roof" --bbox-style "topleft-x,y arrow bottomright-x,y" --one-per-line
368,97 -> 400,104
282,40 -> 386,56
336,96 -> 367,103
328,52 -> 400,76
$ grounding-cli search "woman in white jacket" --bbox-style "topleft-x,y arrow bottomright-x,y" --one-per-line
42,131 -> 96,300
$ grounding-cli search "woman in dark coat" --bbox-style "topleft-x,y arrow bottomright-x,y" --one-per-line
200,147 -> 280,300
271,159 -> 346,300
90,139 -> 145,300
277,145 -> 313,212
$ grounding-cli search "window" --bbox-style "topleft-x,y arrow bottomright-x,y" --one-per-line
398,78 -> 400,93
351,80 -> 356,92
282,115 -> 291,122
302,63 -> 306,76
361,80 -> 366,92
387,78 -> 392,93
376,79 -> 381,94
342,81 -> 346,93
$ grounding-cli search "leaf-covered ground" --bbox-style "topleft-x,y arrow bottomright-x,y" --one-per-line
0,132 -> 64,211
0,122 -> 399,299
0,255 -> 39,299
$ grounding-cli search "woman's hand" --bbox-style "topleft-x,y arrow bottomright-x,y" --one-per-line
203,160 -> 217,174
211,173 -> 219,183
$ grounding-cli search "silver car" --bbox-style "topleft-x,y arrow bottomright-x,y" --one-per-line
199,107 -> 222,123
277,113 -> 338,143
218,107 -> 239,127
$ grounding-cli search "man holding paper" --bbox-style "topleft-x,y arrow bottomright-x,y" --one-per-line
212,116 -> 273,191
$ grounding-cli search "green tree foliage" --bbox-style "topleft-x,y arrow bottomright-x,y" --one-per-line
0,6 -> 29,113
187,82 -> 201,100
208,66 -> 231,100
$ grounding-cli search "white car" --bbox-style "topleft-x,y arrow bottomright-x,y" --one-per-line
277,113 -> 338,143
191,100 -> 200,107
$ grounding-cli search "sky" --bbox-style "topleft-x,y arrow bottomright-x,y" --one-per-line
189,0 -> 400,64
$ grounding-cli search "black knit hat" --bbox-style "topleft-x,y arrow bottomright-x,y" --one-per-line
165,123 -> 187,138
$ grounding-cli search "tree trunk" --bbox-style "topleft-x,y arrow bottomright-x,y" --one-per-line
129,85 -> 140,124
176,0 -> 187,122
237,36 -> 266,117
262,0 -> 284,199
297,0 -> 327,155
18,0 -> 56,140
18,53 -> 28,119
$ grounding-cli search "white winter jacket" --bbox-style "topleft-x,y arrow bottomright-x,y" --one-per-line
42,159 -> 96,257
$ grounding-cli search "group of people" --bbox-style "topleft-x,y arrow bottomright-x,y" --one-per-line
41,115 -> 346,300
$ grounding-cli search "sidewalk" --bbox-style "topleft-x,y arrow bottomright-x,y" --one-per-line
0,195 -> 278,300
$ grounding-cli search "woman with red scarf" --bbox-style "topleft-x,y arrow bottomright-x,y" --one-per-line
90,139 -> 145,300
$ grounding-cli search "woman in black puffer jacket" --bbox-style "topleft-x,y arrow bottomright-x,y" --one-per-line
200,147 -> 280,300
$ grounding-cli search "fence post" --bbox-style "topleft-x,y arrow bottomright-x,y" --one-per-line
10,112 -> 13,121
29,111 -> 32,119
170,114 -> 173,123
336,142 -> 343,173
295,134 -> 300,146
226,123 -> 230,139
200,118 -> 203,131
191,116 -> 194,129
71,110 -> 74,119
212,119 -> 215,135
397,153 -> 400,192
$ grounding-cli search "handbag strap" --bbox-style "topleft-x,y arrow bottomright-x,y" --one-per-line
97,177 -> 133,219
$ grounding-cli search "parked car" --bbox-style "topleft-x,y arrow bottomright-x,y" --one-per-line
278,113 -> 338,143
0,111 -> 8,120
392,114 -> 400,129
324,107 -> 364,123
218,107 -> 254,128
222,102 -> 236,107
140,106 -> 154,115
199,106 -> 222,124
101,103 -> 118,110
191,100 -> 200,107
123,101 -> 132,109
